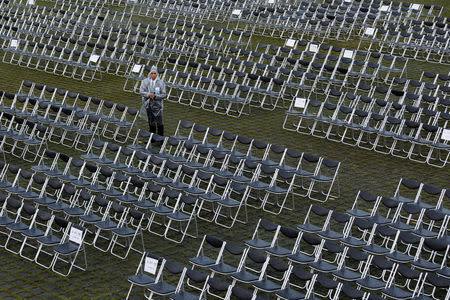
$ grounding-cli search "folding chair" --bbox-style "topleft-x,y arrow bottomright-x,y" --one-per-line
146,260 -> 185,299
171,268 -> 209,300
189,235 -> 225,270
51,224 -> 87,276
164,194 -> 199,243
3,203 -> 38,252
209,241 -> 244,276
306,158 -> 341,202
110,208 -> 146,259
34,216 -> 70,269
18,210 -> 54,261
126,252 -> 164,300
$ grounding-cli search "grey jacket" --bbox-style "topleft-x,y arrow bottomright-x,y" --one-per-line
140,76 -> 167,116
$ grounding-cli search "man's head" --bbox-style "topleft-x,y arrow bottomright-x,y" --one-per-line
149,65 -> 158,80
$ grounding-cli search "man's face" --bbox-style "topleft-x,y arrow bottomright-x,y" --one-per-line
150,71 -> 157,80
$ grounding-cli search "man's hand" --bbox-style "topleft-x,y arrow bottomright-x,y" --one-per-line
148,92 -> 155,99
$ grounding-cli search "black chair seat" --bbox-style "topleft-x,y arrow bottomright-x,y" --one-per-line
288,252 -> 314,264
386,251 -> 413,263
266,185 -> 287,194
37,234 -> 61,245
231,270 -> 259,283
6,222 -> 29,232
63,207 -> 85,216
252,279 -> 281,292
297,223 -> 321,233
170,291 -> 199,300
147,281 -> 176,295
134,200 -> 155,209
116,194 -> 137,203
22,227 -> 45,238
437,267 -> 450,278
153,176 -> 172,185
79,214 -> 102,223
87,184 -> 106,192
362,244 -> 390,255
266,245 -> 291,257
167,211 -> 190,221
189,255 -> 216,267
382,287 -> 412,299
218,197 -> 240,207
53,242 -> 79,255
210,262 -> 237,274
5,186 -> 27,194
128,273 -> 155,286
309,260 -> 337,273
318,230 -> 343,240
95,220 -> 117,230
48,202 -> 70,211
19,191 -> 40,199
0,216 -> 14,226
346,209 -> 371,218
112,226 -> 135,237
199,192 -> 221,202
34,197 -> 56,205
31,165 -> 50,172
103,189 -> 122,197
340,236 -> 366,247
150,205 -> 172,215
58,174 -> 78,182
245,238 -> 271,249
275,287 -> 305,300
357,277 -> 385,290
333,268 -> 361,281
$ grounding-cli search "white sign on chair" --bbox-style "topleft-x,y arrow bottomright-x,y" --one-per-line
285,39 -> 296,47
343,50 -> 354,59
441,129 -> 450,141
144,257 -> 158,274
132,64 -> 142,73
69,227 -> 83,245
411,4 -> 420,10
309,44 -> 319,53
364,28 -> 375,36
89,54 -> 100,63
380,5 -> 389,12
232,9 -> 242,16
27,0 -> 35,4
294,98 -> 307,108
10,39 -> 18,49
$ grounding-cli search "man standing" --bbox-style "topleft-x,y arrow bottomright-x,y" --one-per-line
140,66 -> 166,137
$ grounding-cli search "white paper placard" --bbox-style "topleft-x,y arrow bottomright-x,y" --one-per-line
441,129 -> 450,141
232,9 -> 242,16
144,257 -> 158,274
343,50 -> 354,58
309,44 -> 319,53
268,0 -> 275,3
10,39 -> 18,49
411,3 -> 420,10
27,0 -> 35,4
344,0 -> 351,2
364,28 -> 375,36
380,5 -> 389,12
89,54 -> 100,63
285,39 -> 296,47
132,64 -> 142,73
69,227 -> 83,244
294,97 -> 306,108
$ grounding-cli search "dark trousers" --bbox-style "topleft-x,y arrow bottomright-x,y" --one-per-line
146,108 -> 164,136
